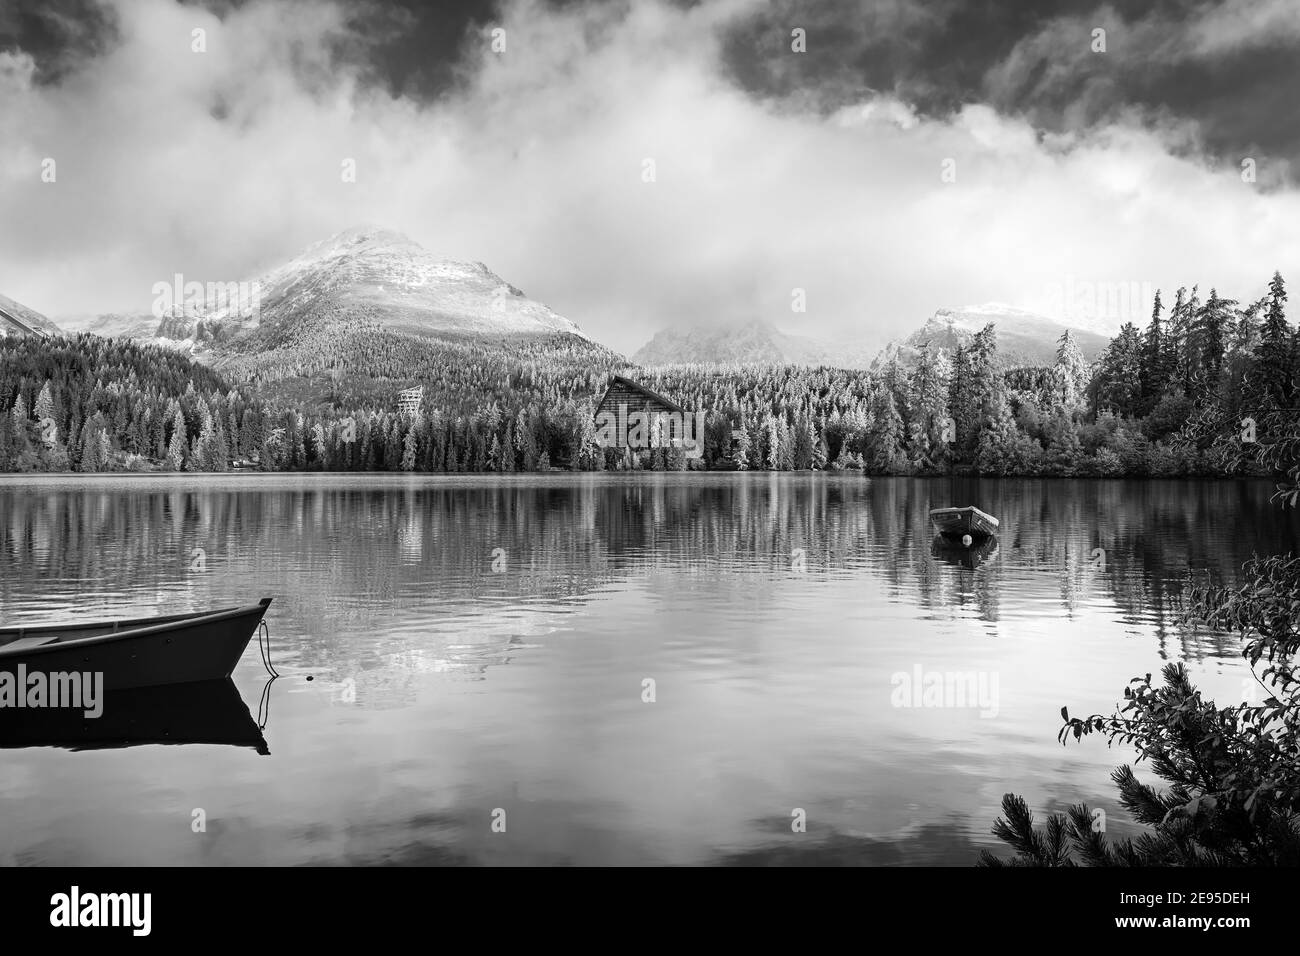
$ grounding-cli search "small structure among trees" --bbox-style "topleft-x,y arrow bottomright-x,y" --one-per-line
0,306 -> 48,339
397,385 -> 424,417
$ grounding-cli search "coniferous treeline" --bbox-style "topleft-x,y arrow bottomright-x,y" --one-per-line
0,334 -> 239,473
1,272 -> 1295,476
979,276 -> 1300,868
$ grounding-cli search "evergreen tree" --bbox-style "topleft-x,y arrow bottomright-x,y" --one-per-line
165,407 -> 187,471
500,420 -> 515,473
1255,271 -> 1292,405
792,412 -> 814,469
777,418 -> 795,470
949,325 -> 998,464
193,400 -> 219,471
1140,289 -> 1167,406
576,404 -> 601,470
34,381 -> 55,429
746,417 -> 764,470
867,388 -> 905,473
1191,288 -> 1235,392
291,413 -> 307,468
1233,296 -> 1266,353
1045,410 -> 1085,476
401,426 -> 417,471
312,421 -> 327,469
78,415 -> 106,473
10,393 -> 28,437
226,409 -> 240,460
763,415 -> 781,471
732,420 -> 751,470
212,413 -> 230,470
1170,286 -> 1200,392
384,417 -> 404,470
514,408 -> 537,470
1051,330 -> 1089,410
152,409 -> 167,459
1095,323 -> 1143,412
909,345 -> 952,467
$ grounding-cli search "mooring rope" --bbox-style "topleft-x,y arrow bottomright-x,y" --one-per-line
255,619 -> 280,733
257,673 -> 276,732
258,619 -> 280,678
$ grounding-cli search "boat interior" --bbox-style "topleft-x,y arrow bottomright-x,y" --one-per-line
0,609 -> 228,649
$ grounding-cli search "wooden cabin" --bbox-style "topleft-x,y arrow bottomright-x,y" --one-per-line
594,375 -> 694,464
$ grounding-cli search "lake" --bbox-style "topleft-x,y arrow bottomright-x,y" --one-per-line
0,473 -> 1295,865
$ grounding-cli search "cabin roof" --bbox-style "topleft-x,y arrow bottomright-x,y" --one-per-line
597,375 -> 685,414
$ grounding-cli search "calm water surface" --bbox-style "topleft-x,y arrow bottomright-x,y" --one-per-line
1,474 -> 1295,865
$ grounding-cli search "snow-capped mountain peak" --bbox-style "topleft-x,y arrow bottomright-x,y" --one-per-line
247,227 -> 586,340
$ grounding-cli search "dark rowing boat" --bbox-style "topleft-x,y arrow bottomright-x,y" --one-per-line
0,598 -> 272,691
929,505 -> 999,540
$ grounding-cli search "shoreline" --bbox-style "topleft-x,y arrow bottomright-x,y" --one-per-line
0,471 -> 1283,484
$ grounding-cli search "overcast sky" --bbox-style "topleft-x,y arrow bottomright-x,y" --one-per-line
2,0 -> 1299,354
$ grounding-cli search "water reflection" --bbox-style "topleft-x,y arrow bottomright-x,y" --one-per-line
0,474 -> 1294,866
931,534 -> 999,570
3,476 -> 1290,633
0,678 -> 268,754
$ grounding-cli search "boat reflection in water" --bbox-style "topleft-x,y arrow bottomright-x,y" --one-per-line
931,534 -> 999,570
0,677 -> 270,755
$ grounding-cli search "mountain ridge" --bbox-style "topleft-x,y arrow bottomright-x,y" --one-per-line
875,303 -> 1112,368
632,319 -> 875,368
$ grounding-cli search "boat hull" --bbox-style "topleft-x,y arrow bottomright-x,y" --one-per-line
929,506 -> 999,539
0,600 -> 271,691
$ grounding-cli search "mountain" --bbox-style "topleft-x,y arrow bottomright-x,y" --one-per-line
175,226 -> 589,350
0,293 -> 62,338
40,228 -> 615,408
877,303 -> 1112,368
51,228 -> 593,355
161,226 -> 620,405
633,319 -> 874,368
56,312 -> 159,340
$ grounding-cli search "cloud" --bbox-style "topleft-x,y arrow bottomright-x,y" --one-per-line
982,1 -> 1300,181
1168,0 -> 1300,59
0,0 -> 122,82
1,0 -> 1298,356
